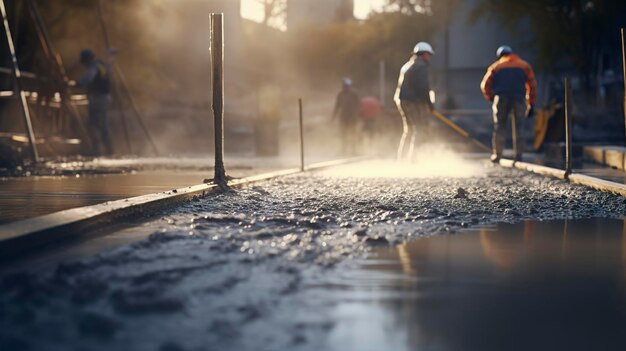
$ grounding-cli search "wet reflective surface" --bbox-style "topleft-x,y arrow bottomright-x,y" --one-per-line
324,219 -> 626,351
0,166 -> 282,224
0,171 -> 213,224
0,155 -> 323,225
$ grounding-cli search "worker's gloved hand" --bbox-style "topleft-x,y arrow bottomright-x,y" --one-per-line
526,105 -> 535,119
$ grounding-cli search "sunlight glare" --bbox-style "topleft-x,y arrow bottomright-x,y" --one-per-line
354,0 -> 387,19
323,146 -> 482,179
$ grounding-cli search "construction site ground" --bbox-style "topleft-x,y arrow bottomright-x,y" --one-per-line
1,157 -> 626,351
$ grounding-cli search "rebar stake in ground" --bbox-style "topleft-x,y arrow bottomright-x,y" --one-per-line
210,13 -> 227,189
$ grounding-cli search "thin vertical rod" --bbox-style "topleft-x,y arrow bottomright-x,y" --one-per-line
621,28 -> 626,146
512,113 -> 518,162
114,66 -> 159,154
211,13 -> 226,187
298,98 -> 304,171
1,0 -> 38,162
96,0 -> 112,49
379,60 -> 385,106
97,0 -> 131,153
565,77 -> 572,177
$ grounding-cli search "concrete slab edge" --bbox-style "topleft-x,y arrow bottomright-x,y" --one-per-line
582,145 -> 626,171
500,158 -> 626,197
0,157 -> 364,257
499,159 -> 566,179
568,174 -> 626,197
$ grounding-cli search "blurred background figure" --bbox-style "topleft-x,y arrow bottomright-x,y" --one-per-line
394,41 -> 434,162
481,45 -> 537,162
332,78 -> 360,156
75,48 -> 113,156
359,95 -> 382,155
255,83 -> 281,156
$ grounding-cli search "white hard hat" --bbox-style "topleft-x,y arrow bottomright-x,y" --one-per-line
413,42 -> 434,55
496,45 -> 513,58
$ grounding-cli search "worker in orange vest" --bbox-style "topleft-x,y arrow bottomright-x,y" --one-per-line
481,45 -> 537,162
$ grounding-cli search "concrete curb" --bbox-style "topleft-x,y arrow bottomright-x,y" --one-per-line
0,157 -> 366,258
568,174 -> 626,197
499,159 -> 566,179
499,158 -> 626,197
583,145 -> 626,170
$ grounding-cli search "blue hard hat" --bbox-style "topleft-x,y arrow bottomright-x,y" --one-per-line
496,45 -> 513,58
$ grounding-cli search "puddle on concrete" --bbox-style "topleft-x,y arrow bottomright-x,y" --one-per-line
321,219 -> 626,351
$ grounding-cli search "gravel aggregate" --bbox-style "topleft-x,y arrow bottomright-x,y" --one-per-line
1,161 -> 625,351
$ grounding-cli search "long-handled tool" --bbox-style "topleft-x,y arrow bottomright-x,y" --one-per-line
431,110 -> 490,152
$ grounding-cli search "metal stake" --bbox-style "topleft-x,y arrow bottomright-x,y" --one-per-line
512,113 -> 519,162
298,98 -> 304,171
1,0 -> 38,162
621,28 -> 626,146
379,60 -> 385,107
565,77 -> 572,177
211,13 -> 227,188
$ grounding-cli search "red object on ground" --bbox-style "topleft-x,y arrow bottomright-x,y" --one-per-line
360,96 -> 382,120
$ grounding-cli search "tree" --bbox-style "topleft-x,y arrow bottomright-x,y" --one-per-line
384,0 -> 432,15
288,0 -> 460,87
289,11 -> 436,87
258,0 -> 286,31
470,0 -> 626,93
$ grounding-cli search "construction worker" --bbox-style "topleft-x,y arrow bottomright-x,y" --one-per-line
332,78 -> 360,155
75,49 -> 113,156
359,96 -> 382,154
481,45 -> 537,162
394,41 -> 434,161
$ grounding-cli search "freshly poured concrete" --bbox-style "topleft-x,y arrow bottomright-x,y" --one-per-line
326,219 -> 626,351
2,160 -> 626,351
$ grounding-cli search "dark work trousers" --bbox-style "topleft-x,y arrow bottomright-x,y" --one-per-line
339,118 -> 359,156
87,94 -> 113,156
396,100 -> 430,161
492,95 -> 526,160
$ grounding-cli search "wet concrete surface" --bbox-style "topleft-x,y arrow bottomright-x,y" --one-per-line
3,153 -> 626,226
1,159 -> 626,350
574,163 -> 626,183
0,171 -> 212,224
323,219 -> 626,351
0,156 -> 328,224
